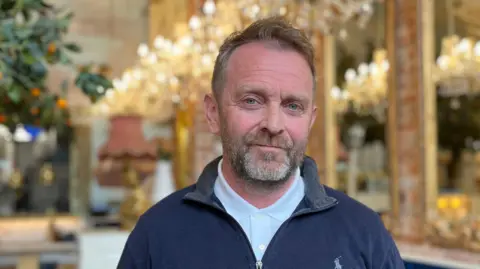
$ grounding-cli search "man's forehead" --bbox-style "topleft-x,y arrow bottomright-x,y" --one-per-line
227,42 -> 311,76
228,41 -> 293,64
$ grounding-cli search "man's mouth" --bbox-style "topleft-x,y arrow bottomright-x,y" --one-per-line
251,144 -> 285,150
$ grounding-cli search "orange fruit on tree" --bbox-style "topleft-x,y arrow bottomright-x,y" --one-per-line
48,43 -> 56,54
56,98 -> 67,109
31,88 -> 41,97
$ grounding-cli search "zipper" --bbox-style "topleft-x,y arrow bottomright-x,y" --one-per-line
185,198 -> 259,268
259,201 -> 339,267
185,195 -> 338,269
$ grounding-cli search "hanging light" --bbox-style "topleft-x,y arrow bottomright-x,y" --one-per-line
236,0 -> 377,35
333,49 -> 389,116
433,35 -> 480,97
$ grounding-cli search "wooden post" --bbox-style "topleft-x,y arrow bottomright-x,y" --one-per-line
307,33 -> 337,189
386,0 -> 436,242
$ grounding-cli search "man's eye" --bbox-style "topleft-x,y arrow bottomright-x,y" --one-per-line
244,98 -> 258,105
287,103 -> 301,111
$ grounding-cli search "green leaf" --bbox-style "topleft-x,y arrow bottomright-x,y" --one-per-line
7,85 -> 22,103
63,43 -> 81,52
1,19 -> 16,41
62,11 -> 74,21
0,77 -> 13,89
27,43 -> 43,58
30,61 -> 47,77
13,0 -> 25,12
21,10 -> 30,21
59,50 -> 71,65
40,0 -> 54,9
22,52 -> 36,64
15,27 -> 32,39
57,11 -> 73,30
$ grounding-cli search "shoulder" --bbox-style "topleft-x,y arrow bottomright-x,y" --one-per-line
140,184 -> 197,223
324,185 -> 384,225
117,186 -> 199,267
322,186 -> 402,266
321,185 -> 392,241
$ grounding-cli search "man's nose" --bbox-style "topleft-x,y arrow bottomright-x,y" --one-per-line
261,104 -> 285,135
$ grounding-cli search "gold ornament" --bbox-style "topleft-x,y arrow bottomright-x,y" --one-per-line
8,169 -> 23,190
119,162 -> 151,230
40,163 -> 55,186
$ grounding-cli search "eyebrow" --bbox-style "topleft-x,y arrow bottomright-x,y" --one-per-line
236,85 -> 311,103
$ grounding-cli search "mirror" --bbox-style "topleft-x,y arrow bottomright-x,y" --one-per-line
333,1 -> 389,213
434,0 -> 480,214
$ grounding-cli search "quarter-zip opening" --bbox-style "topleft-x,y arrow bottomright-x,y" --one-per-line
255,200 -> 338,268
185,199 -> 260,268
185,195 -> 338,269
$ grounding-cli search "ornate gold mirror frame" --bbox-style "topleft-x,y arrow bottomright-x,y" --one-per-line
385,0 -> 437,242
307,34 -> 337,189
308,0 -> 438,243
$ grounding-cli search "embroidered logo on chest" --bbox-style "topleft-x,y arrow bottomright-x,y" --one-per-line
334,256 -> 342,269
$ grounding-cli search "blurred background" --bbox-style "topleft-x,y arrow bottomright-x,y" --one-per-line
0,0 -> 480,268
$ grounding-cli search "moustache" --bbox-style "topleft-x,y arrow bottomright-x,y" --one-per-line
245,134 -> 293,150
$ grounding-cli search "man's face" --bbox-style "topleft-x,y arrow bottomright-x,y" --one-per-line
206,41 -> 316,186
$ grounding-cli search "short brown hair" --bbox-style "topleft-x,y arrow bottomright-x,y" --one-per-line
211,16 -> 316,99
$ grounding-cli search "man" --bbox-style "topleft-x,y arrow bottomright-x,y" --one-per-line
118,17 -> 405,269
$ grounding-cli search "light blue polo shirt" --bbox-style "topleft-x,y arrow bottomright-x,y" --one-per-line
214,159 -> 305,261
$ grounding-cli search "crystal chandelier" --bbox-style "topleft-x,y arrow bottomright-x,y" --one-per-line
70,38 -> 178,123
89,63 -> 175,122
331,85 -> 350,114
333,49 -> 389,116
433,35 -> 480,97
83,0 -> 236,122
236,0 -> 376,35
129,0 -> 239,106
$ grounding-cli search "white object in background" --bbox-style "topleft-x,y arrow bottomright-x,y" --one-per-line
79,230 -> 129,269
0,124 -> 14,183
347,124 -> 365,198
353,192 -> 390,212
13,124 -> 32,143
151,160 -> 175,203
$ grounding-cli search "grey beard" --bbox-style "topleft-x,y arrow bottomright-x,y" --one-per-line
223,140 -> 305,190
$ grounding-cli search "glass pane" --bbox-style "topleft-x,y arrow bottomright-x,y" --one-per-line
334,2 -> 389,215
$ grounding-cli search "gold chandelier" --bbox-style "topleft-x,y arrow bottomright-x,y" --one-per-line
85,0 -> 231,120
236,0 -> 376,35
89,66 -> 175,122
123,0 -> 240,107
433,35 -> 480,97
333,49 -> 389,115
331,85 -> 350,114
79,0 -> 380,124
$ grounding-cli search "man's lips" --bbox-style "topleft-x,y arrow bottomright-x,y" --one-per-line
251,144 -> 285,150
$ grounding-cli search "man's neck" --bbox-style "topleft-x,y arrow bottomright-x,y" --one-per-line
220,159 -> 296,209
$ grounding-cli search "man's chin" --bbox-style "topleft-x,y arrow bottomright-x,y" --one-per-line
249,147 -> 287,162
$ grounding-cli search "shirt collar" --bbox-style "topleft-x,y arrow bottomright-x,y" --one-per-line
184,156 -> 338,213
214,159 -> 305,221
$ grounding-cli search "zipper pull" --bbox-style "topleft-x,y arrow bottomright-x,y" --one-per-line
256,261 -> 263,269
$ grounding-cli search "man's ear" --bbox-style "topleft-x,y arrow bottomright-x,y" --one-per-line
204,93 -> 220,135
309,105 -> 317,131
